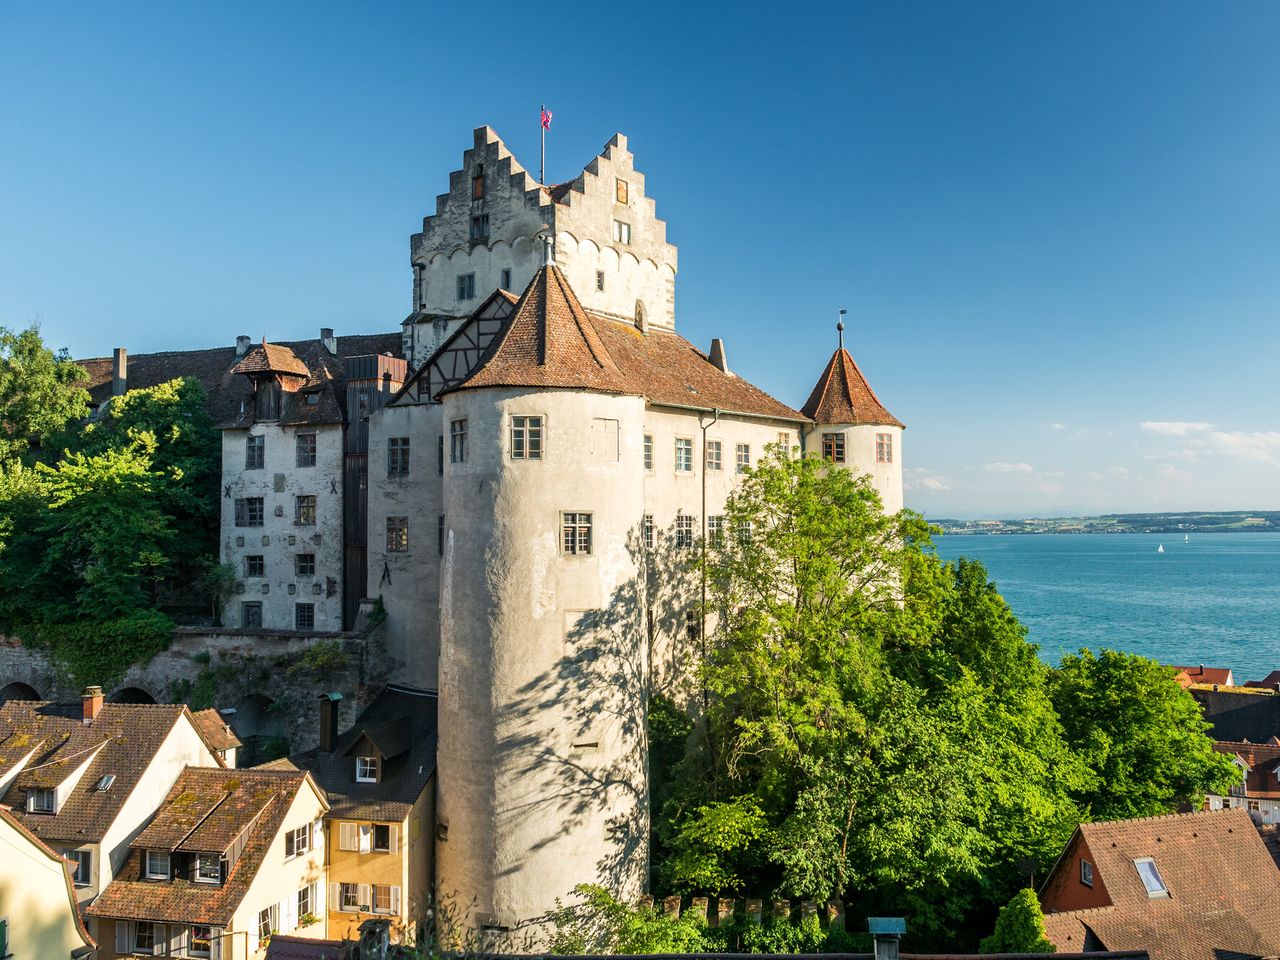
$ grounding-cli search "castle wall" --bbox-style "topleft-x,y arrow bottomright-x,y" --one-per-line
803,423 -> 904,514
220,423 -> 346,630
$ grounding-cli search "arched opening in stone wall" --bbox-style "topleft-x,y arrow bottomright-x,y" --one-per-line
107,686 -> 157,704
0,681 -> 41,703
229,693 -> 289,766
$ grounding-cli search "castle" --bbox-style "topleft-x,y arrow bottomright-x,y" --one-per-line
77,125 -> 905,934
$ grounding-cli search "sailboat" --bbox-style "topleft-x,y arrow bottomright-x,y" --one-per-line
1185,534 -> 1190,543
1157,544 -> 1165,554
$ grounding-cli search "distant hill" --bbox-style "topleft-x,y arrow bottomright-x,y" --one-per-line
932,511 -> 1280,535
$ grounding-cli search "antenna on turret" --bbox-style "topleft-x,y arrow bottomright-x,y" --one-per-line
837,309 -> 847,351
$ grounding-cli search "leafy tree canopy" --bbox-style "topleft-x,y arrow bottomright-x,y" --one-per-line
0,324 -> 90,462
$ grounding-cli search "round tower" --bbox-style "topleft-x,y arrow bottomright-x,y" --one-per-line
801,318 -> 905,513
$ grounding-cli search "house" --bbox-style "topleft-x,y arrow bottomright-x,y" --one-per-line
0,686 -> 225,919
264,686 -> 436,944
1245,669 -> 1280,690
0,804 -> 95,958
1039,808 -> 1280,960
1168,664 -> 1235,688
1207,738 -> 1280,824
194,708 -> 244,768
86,766 -> 329,959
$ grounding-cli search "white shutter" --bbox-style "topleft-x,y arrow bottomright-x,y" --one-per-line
388,823 -> 398,854
210,929 -> 223,960
282,893 -> 297,932
153,923 -> 166,956
169,923 -> 187,956
358,823 -> 372,853
331,882 -> 342,912
391,885 -> 401,915
358,883 -> 372,911
115,920 -> 132,953
339,821 -> 357,851
313,818 -> 324,852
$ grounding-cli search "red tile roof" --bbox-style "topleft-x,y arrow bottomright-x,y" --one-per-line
1215,740 -> 1280,798
233,341 -> 311,378
0,804 -> 97,949
1169,665 -> 1234,688
190,709 -> 242,754
1245,670 -> 1280,690
1041,809 -> 1280,960
801,347 -> 903,427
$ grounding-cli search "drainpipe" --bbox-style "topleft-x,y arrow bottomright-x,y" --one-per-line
699,408 -> 721,713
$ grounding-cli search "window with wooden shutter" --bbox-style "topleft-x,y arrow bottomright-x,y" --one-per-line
359,823 -> 372,853
339,821 -> 357,850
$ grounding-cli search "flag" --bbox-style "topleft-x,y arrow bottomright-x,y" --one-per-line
541,107 -> 553,130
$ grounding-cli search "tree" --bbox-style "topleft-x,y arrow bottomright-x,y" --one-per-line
1048,649 -> 1239,820
979,889 -> 1055,954
0,324 -> 90,462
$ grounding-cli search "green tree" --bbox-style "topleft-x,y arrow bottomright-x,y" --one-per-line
979,889 -> 1055,954
0,324 -> 90,462
548,884 -> 710,955
1048,649 -> 1239,820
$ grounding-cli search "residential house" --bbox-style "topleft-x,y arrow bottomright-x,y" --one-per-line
194,709 -> 244,768
1245,669 -> 1280,690
0,687 -> 225,922
1168,664 -> 1234,688
267,686 -> 436,944
0,804 -> 95,958
1039,808 -> 1280,960
86,766 -> 329,959
1208,738 -> 1280,824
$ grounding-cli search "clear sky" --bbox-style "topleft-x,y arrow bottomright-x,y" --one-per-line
2,1 -> 1278,518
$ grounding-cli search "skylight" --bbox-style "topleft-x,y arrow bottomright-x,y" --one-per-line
1134,857 -> 1169,898
96,774 -> 115,791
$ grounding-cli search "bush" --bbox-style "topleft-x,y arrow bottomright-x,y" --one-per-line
979,889 -> 1055,954
30,609 -> 173,688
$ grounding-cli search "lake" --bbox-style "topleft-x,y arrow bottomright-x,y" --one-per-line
933,533 -> 1280,682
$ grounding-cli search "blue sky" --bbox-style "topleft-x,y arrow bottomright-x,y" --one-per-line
2,1 -> 1278,517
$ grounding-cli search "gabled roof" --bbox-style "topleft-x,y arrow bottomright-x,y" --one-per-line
1214,740 -> 1280,798
1041,809 -> 1280,960
801,347 -> 903,427
232,340 -> 311,378
343,717 -> 411,761
0,700 -> 223,843
190,708 -> 242,753
131,767 -> 288,854
0,804 -> 97,951
1170,664 -> 1234,688
1246,670 -> 1280,690
86,767 -> 321,926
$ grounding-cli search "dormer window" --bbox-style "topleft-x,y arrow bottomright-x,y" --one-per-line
27,787 -> 54,814
144,849 -> 171,880
356,756 -> 380,783
195,854 -> 221,884
1134,857 -> 1169,898
304,392 -> 319,406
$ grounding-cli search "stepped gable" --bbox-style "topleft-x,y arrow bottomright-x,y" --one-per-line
802,347 -> 903,427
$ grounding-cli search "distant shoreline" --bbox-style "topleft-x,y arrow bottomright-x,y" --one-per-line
930,511 -> 1280,536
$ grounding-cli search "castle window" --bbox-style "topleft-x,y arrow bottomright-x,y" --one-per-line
612,220 -> 632,245
386,516 -> 409,553
450,419 -> 468,463
562,512 -> 593,555
675,437 -> 694,473
708,515 -> 725,545
296,553 -> 315,576
470,215 -> 489,242
472,168 -> 485,200
295,495 -> 317,526
686,610 -> 701,641
736,443 -> 751,474
1080,859 -> 1094,887
822,433 -> 845,463
876,433 -> 893,464
643,514 -> 654,551
296,432 -> 317,467
501,268 -> 512,290
596,270 -> 605,292
438,434 -> 445,475
457,273 -> 476,301
295,603 -> 315,631
675,514 -> 695,549
144,849 -> 170,880
245,555 -> 265,578
706,440 -> 722,471
388,437 -> 410,476
438,515 -> 445,557
643,434 -> 654,471
235,497 -> 264,527
356,756 -> 380,783
616,178 -> 629,205
511,416 -> 543,460
241,602 -> 263,629
245,434 -> 265,470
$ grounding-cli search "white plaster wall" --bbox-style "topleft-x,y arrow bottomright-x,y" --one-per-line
435,388 -> 649,933
0,817 -> 92,958
220,423 -> 345,630
555,235 -> 676,332
803,423 -> 904,514
366,402 -> 445,690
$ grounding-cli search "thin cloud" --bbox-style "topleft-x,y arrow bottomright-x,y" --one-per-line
984,462 -> 1035,474
1139,421 -> 1213,436
905,468 -> 951,492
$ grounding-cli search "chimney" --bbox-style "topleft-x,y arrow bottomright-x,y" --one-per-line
320,327 -> 337,354
235,335 -> 252,357
709,338 -> 730,375
111,348 -> 128,397
318,691 -> 342,752
82,685 -> 104,724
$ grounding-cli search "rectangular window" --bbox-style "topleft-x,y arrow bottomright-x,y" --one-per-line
511,416 -> 543,460
456,273 -> 476,300
592,418 -> 620,461
876,432 -> 893,464
340,882 -> 360,911
297,883 -> 313,921
736,519 -> 754,544
190,925 -> 213,959
643,514 -> 654,551
195,854 -> 221,883
1134,857 -> 1168,897
295,494 -> 317,526
145,849 -> 170,880
706,440 -> 722,471
562,513 -> 593,555
27,787 -> 54,813
296,432 -> 317,467
708,515 -> 724,545
258,906 -> 274,939
500,268 -> 512,290
66,849 -> 91,886
469,215 -> 489,241
675,437 -> 693,473
295,603 -> 315,631
472,171 -> 485,200
295,553 -> 315,576
1080,859 -> 1094,887
616,178 -> 629,205
777,432 -> 791,455
285,823 -> 310,859
822,432 -> 846,463
245,434 -> 265,470
241,602 -> 263,629
596,270 -> 605,291
372,823 -> 391,852
235,497 -> 264,527
450,419 -> 467,463
612,220 -> 632,245
675,514 -> 695,549
373,884 -> 395,914
387,437 -> 410,476
135,920 -> 156,952
437,515 -> 445,557
686,609 -> 701,641
386,516 -> 409,553
244,555 -> 264,578
736,443 -> 750,473
339,822 -> 358,851
356,757 -> 380,783
1248,798 -> 1261,812
643,434 -> 654,471
437,434 -> 445,475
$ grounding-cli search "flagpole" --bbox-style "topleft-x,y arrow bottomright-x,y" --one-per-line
540,103 -> 546,184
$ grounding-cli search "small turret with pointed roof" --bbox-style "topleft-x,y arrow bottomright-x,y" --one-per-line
802,317 -> 903,428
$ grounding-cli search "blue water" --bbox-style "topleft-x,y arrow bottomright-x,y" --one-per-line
933,533 -> 1280,682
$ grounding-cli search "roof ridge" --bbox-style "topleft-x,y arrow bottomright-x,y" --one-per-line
1082,806 -> 1247,829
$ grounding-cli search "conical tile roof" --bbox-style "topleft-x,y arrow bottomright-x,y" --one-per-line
801,348 -> 903,428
